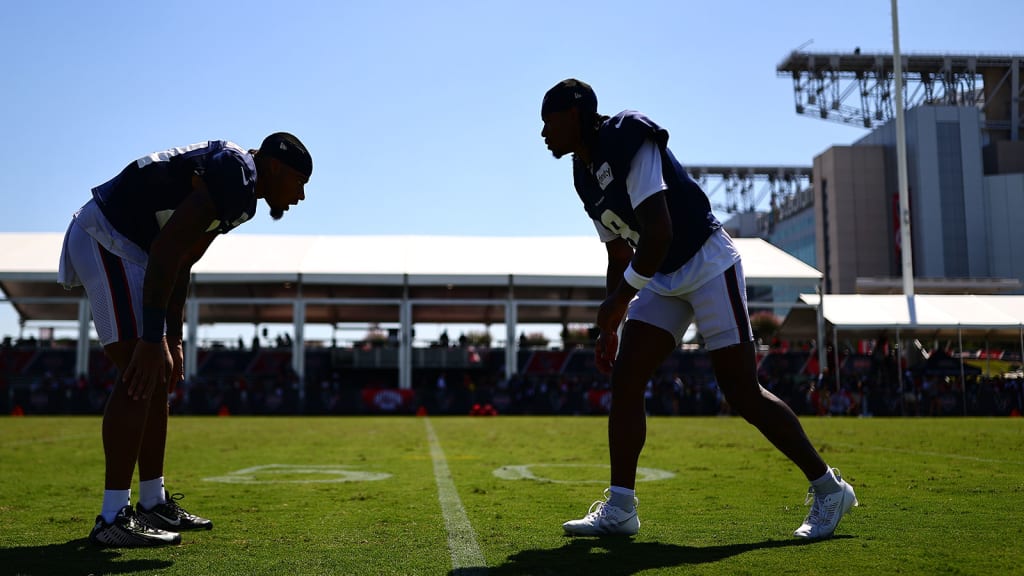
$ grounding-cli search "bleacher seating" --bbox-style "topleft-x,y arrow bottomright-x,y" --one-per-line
3,343 -> 1019,417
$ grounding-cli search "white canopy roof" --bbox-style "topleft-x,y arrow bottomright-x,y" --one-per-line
0,233 -> 820,283
0,232 -> 821,325
783,294 -> 1024,338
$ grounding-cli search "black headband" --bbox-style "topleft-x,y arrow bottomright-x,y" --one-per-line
541,78 -> 597,116
259,132 -> 312,178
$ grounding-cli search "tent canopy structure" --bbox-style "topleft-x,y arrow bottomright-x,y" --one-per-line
0,232 -> 827,386
0,232 -> 822,327
5,231 -> 1020,340
780,294 -> 1024,340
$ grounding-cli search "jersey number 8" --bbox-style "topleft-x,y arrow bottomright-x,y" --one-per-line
600,210 -> 640,248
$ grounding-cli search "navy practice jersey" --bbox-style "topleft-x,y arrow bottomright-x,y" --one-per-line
91,141 -> 257,252
573,111 -> 721,274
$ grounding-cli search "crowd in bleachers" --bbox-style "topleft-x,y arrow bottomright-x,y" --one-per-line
1,336 -> 1021,417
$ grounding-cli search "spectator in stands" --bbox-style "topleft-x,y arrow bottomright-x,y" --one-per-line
540,79 -> 856,540
57,133 -> 311,547
828,386 -> 853,416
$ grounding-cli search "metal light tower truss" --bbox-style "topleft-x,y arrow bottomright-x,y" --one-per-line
777,51 -> 1023,137
687,165 -> 811,215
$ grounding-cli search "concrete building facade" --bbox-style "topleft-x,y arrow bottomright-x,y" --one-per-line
799,105 -> 1024,295
812,144 -> 889,293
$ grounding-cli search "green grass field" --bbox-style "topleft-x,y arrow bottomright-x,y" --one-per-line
1,415 -> 1022,575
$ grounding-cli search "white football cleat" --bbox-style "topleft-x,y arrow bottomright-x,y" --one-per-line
793,469 -> 859,539
563,490 -> 639,536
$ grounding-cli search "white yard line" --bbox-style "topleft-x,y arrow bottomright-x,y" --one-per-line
1,433 -> 92,448
830,442 -> 1024,465
424,418 -> 487,575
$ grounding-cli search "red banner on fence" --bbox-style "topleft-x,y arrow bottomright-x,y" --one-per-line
361,388 -> 417,413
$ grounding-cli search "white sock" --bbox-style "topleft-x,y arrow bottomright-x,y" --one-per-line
608,485 -> 636,512
810,468 -> 842,494
139,477 -> 166,510
101,489 -> 131,524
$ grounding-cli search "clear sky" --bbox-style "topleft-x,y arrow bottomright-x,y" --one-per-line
1,0 -> 1021,343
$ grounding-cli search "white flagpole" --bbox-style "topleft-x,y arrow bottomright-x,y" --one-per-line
892,0 -> 914,296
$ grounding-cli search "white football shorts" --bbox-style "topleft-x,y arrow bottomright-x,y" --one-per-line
625,228 -> 754,350
60,218 -> 146,346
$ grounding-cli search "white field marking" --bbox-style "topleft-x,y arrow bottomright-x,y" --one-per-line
203,464 -> 391,484
828,442 -> 1024,465
2,433 -> 92,448
493,464 -> 676,483
424,418 -> 487,574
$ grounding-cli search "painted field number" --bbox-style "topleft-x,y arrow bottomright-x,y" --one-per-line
204,464 -> 391,484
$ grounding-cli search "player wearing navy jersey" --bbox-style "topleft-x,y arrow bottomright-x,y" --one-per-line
58,132 -> 312,547
540,80 -> 856,540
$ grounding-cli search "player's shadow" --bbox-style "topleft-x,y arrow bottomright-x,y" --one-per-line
0,538 -> 174,575
450,535 -> 853,576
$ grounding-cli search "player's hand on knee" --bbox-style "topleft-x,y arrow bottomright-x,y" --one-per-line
123,340 -> 173,401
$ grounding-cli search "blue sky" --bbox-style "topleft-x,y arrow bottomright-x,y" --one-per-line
1,0 -> 1021,342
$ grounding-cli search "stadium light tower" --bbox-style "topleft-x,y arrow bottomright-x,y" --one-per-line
891,0 -> 914,297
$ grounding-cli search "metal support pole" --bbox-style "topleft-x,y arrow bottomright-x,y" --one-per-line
505,300 -> 518,378
75,298 -> 91,379
833,325 -> 841,392
292,298 -> 306,401
985,334 -> 991,380
958,327 -> 966,416
896,327 -> 904,415
185,296 -> 199,382
892,0 -> 915,296
816,285 -> 827,381
399,294 -> 412,390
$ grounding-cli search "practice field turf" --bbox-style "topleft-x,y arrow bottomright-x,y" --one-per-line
1,416 -> 1021,575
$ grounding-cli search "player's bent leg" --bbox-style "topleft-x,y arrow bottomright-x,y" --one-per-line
101,340 -> 150,491
710,341 -> 827,479
710,341 -> 858,538
563,320 -> 674,537
137,376 -> 169,485
608,320 -> 676,488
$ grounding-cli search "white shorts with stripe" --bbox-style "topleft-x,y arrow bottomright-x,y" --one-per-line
59,216 -> 146,346
626,228 -> 753,351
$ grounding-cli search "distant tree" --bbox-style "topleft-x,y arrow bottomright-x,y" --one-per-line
750,311 -> 781,343
521,332 -> 550,348
560,325 -> 595,347
464,330 -> 492,347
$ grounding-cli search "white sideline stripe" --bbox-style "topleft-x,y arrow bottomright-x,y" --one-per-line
830,442 -> 1024,465
424,418 -> 487,574
2,433 -> 92,448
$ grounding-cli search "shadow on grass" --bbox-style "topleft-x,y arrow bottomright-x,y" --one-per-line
0,538 -> 173,575
451,535 -> 854,576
